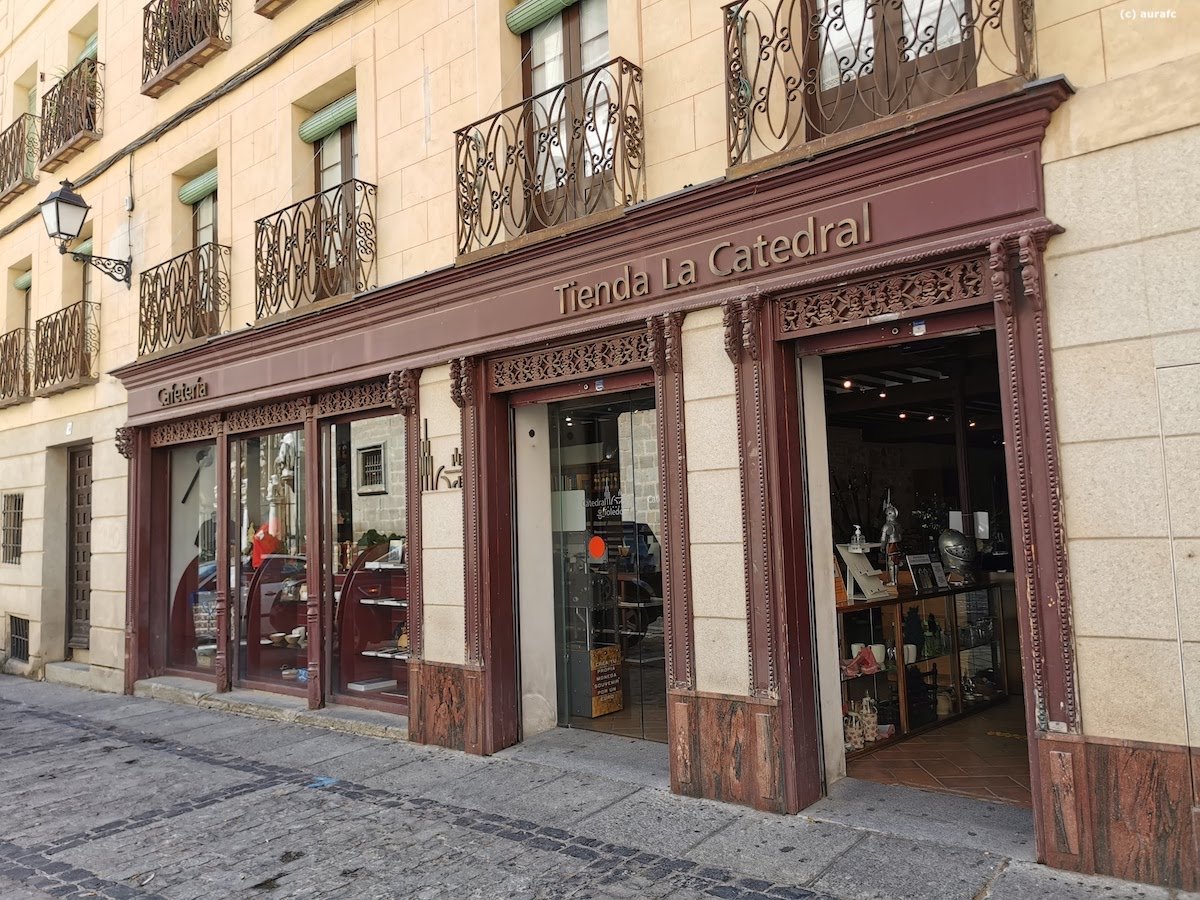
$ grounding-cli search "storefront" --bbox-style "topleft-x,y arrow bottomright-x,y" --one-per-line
115,78 -> 1084,869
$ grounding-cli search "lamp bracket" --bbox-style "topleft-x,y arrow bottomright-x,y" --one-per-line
58,241 -> 132,288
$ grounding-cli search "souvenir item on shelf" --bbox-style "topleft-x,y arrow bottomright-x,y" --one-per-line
879,492 -> 902,548
937,529 -> 977,584
903,643 -> 917,664
837,543 -> 891,600
869,643 -> 886,665
905,554 -> 939,592
850,642 -> 866,657
860,694 -> 878,742
849,525 -> 867,552
937,690 -> 954,717
844,708 -> 865,751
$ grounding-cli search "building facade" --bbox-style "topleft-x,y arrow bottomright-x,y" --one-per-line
0,0 -> 1197,890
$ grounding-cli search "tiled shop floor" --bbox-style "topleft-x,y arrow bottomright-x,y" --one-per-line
846,698 -> 1032,806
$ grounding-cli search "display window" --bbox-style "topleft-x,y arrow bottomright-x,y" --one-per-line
164,441 -> 218,672
231,428 -> 309,690
325,412 -> 409,706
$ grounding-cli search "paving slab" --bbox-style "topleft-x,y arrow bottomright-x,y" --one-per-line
573,785 -> 742,856
804,776 -> 1036,862
496,727 -> 671,790
810,831 -> 1004,900
985,860 -> 1180,900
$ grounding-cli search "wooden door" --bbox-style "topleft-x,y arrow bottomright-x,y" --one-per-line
67,446 -> 92,650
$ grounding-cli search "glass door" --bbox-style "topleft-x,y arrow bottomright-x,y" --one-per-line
550,388 -> 666,742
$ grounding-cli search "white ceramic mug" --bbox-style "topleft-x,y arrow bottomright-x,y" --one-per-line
870,644 -> 886,665
903,643 -> 917,664
850,642 -> 865,658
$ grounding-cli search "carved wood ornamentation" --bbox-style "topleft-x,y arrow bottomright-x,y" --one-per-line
487,330 -> 652,392
724,294 -> 777,698
114,426 -> 135,459
388,369 -> 419,414
777,257 -> 986,333
149,414 -> 222,447
314,379 -> 389,417
224,397 -> 309,434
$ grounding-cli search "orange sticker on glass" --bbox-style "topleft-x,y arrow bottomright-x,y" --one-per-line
587,535 -> 606,559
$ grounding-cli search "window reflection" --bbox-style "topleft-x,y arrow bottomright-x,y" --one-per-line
167,441 -> 217,671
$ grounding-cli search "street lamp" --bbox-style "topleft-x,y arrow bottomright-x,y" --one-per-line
39,179 -> 132,288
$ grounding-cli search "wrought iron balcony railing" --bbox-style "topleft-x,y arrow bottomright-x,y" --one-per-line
142,0 -> 232,98
0,328 -> 31,408
724,0 -> 1035,168
456,57 -> 645,256
0,115 -> 38,209
39,59 -> 103,173
139,242 -> 231,357
33,301 -> 100,396
255,179 -> 377,320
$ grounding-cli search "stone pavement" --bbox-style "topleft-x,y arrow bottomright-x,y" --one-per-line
0,677 -> 1189,900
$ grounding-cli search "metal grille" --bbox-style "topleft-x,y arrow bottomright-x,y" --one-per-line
456,57 -> 644,255
1,494 -> 22,564
39,59 -> 103,172
0,328 -> 31,405
33,301 -> 100,395
9,616 -> 29,662
142,0 -> 232,89
358,445 -> 385,491
254,179 -> 377,319
0,113 -> 38,207
138,242 -> 231,356
723,0 -> 1035,167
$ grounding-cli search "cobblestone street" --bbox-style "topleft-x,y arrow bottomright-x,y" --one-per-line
0,677 -> 1186,900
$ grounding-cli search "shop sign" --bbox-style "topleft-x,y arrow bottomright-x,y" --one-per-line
555,201 -> 873,316
157,378 -> 209,407
590,644 -> 623,717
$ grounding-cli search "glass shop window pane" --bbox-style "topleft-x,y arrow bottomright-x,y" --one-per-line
329,413 -> 408,703
166,441 -> 218,671
234,428 -> 308,687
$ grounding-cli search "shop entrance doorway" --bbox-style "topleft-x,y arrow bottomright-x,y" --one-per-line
548,388 -> 666,742
803,330 -> 1033,808
512,380 -> 667,746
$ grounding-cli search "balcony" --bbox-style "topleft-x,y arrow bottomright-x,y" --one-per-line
33,301 -> 99,396
142,0 -> 232,98
255,179 -> 377,321
0,328 -> 31,408
254,0 -> 296,18
39,59 -> 103,173
723,0 -> 1034,169
0,115 -> 38,209
455,57 -> 645,257
139,242 -> 231,357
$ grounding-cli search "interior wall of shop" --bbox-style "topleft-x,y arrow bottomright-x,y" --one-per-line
1039,7 -> 1198,753
513,403 -> 556,738
680,307 -> 749,696
419,364 -> 466,666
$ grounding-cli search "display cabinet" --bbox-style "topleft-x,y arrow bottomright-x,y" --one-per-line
335,542 -> 408,703
242,554 -> 309,686
838,581 -> 1006,757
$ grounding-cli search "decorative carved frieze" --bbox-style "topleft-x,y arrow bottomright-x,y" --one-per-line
149,414 -> 222,447
487,330 -> 652,392
777,257 -> 986,333
225,398 -> 309,434
315,379 -> 389,417
115,426 -> 135,459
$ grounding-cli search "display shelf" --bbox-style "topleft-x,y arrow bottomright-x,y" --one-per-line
361,648 -> 410,660
838,581 -> 1006,755
364,561 -> 406,571
359,597 -> 407,607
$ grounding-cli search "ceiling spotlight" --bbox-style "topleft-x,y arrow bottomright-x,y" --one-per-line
969,420 -> 977,428
878,391 -> 887,399
842,379 -> 853,389
898,412 -> 907,419
926,414 -> 935,421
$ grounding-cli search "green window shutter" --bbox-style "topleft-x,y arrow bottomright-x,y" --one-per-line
13,271 -> 31,291
73,238 -> 93,257
506,0 -> 576,34
298,92 -> 357,144
76,32 -> 98,64
178,168 -> 218,205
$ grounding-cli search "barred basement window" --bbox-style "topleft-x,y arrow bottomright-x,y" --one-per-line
9,615 -> 29,661
1,493 -> 22,564
357,444 -> 386,494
